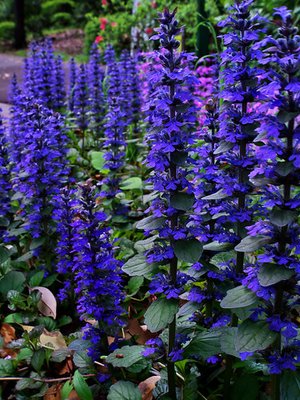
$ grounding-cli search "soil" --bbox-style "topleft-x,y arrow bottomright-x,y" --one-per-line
45,28 -> 84,55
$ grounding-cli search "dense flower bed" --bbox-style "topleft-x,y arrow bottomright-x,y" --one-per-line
0,1 -> 299,399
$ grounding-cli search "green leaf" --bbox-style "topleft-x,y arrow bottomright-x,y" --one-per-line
220,327 -> 239,357
231,375 -> 259,400
170,193 -> 194,211
220,286 -> 257,309
30,238 -> 45,250
136,216 -> 165,231
183,371 -> 199,400
17,348 -> 33,362
173,239 -> 203,263
185,330 -> 222,359
258,264 -> 294,287
202,189 -> 228,200
73,351 -> 92,368
106,345 -> 145,368
127,358 -> 150,373
235,320 -> 277,353
15,378 -> 41,391
126,276 -> 144,296
29,271 -> 45,287
68,339 -> 90,351
122,254 -> 154,279
0,271 -> 25,296
276,162 -> 293,177
51,349 -> 70,363
120,177 -> 143,190
269,208 -> 297,227
73,370 -> 93,400
0,246 -> 10,264
61,381 -> 74,400
281,371 -> 300,400
214,140 -> 234,155
90,151 -> 106,171
16,251 -> 34,262
203,241 -> 233,251
0,359 -> 15,376
0,217 -> 9,227
107,381 -> 142,400
144,298 -> 179,332
4,313 -> 23,323
233,360 -> 269,374
31,348 -> 45,372
210,251 -> 236,267
234,235 -> 271,252
134,235 -> 158,253
277,110 -> 298,123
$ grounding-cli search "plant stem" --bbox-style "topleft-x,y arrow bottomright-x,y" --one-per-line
167,48 -> 178,400
270,77 -> 294,400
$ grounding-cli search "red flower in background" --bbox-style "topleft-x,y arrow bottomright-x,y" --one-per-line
111,22 -> 118,28
101,0 -> 108,6
100,17 -> 108,30
145,27 -> 154,35
95,35 -> 104,43
151,1 -> 158,8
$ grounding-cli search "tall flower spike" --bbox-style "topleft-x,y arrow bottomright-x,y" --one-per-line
120,50 -> 133,127
245,7 -> 300,394
0,110 -> 11,241
52,55 -> 66,110
215,0 -> 266,287
68,58 -> 77,113
213,2 -> 267,396
73,64 -> 89,152
88,44 -> 105,143
71,184 -> 124,360
12,101 -> 69,241
53,187 -> 76,302
140,9 -> 198,398
190,90 -> 232,330
102,51 -> 126,200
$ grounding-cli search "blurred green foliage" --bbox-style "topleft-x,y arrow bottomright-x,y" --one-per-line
0,20 -> 15,41
0,0 -> 299,50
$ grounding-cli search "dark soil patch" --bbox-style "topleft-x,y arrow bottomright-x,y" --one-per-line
46,28 -> 84,55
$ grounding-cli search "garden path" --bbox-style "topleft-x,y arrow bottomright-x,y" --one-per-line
0,53 -> 24,104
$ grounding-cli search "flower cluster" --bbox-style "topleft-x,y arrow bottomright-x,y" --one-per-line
0,111 -> 11,239
24,39 -> 65,109
71,184 -> 124,359
11,101 -> 69,239
244,6 -> 300,374
102,48 -> 127,199
88,44 -> 105,142
53,187 -> 76,301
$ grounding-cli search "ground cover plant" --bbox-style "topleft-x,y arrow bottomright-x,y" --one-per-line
0,1 -> 299,399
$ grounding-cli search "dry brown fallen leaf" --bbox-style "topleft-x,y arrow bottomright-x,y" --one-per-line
43,384 -> 62,400
43,384 -> 80,400
138,376 -> 161,400
20,326 -> 67,350
0,323 -> 16,344
126,319 -> 157,345
55,356 -> 74,376
40,330 -> 67,350
31,286 -> 57,319
0,323 -> 18,358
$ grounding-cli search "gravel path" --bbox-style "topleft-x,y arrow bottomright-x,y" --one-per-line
0,53 -> 24,104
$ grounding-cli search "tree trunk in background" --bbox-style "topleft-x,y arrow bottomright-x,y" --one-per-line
196,0 -> 209,58
14,0 -> 26,49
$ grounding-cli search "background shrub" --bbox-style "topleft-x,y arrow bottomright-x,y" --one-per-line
0,20 -> 15,41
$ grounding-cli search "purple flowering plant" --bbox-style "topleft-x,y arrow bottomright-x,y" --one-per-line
0,2 -> 300,400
